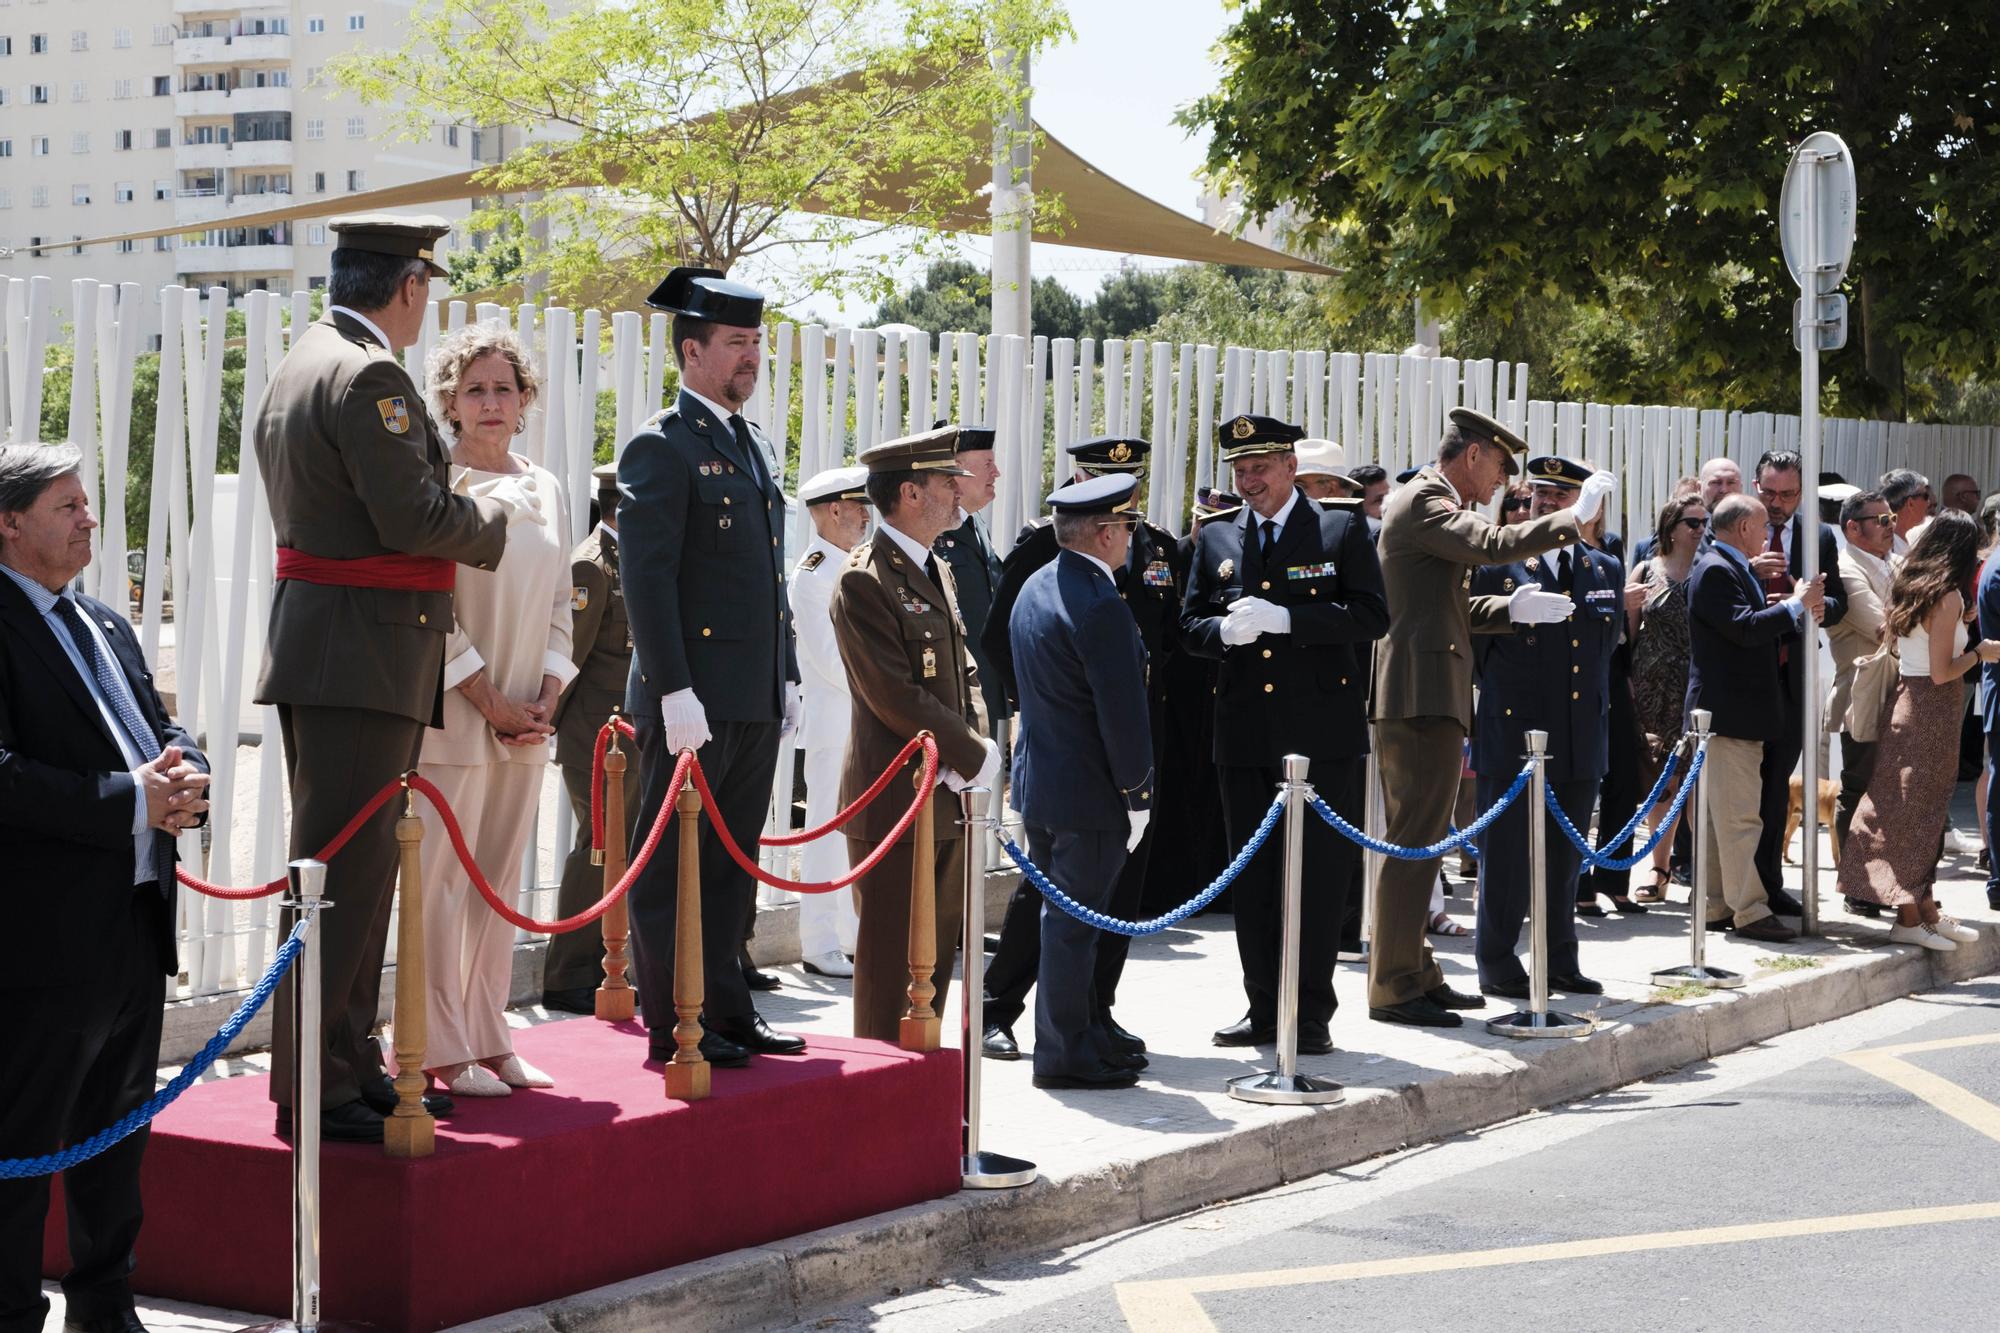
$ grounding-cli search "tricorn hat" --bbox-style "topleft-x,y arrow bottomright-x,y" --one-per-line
645,266 -> 765,327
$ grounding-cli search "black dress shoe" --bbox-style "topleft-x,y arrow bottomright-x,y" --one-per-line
708,1013 -> 808,1055
982,1025 -> 1021,1060
1704,916 -> 1735,932
1481,979 -> 1530,1001
1549,972 -> 1605,995
1845,895 -> 1884,919
1103,1018 -> 1148,1054
542,986 -> 597,1014
1212,1016 -> 1276,1047
63,1310 -> 148,1333
1426,983 -> 1485,1010
1032,1065 -> 1139,1090
741,966 -> 783,992
1764,886 -> 1804,917
648,1025 -> 752,1069
1105,1047 -> 1150,1070
1576,899 -> 1608,918
277,1099 -> 384,1143
1369,997 -> 1463,1028
1297,1025 -> 1335,1055
1606,894 -> 1650,915
360,1078 -> 453,1118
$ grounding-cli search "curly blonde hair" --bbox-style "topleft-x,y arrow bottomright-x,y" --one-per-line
425,324 -> 542,438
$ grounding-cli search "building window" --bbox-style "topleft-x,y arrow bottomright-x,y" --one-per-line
0,140 -> 10,158
307,15 -> 325,33
444,124 -> 459,148
69,29 -> 84,51
117,238 -> 135,254
0,190 -> 10,208
71,131 -> 88,153
69,80 -> 84,101
346,13 -> 365,32
72,237 -> 83,257
152,179 -> 171,200
113,27 -> 131,49
154,128 -> 171,149
113,78 -> 131,99
0,89 -> 8,108
0,37 -> 11,55
305,66 -> 321,85
311,171 -> 325,193
152,25 -> 173,46
31,186 -> 48,207
30,136 -> 48,156
345,116 -> 365,138
29,83 -> 50,104
155,235 -> 173,252
346,169 -> 364,191
307,223 -> 326,245
303,118 -> 324,141
71,184 -> 89,205
114,182 -> 133,202
113,129 -> 131,150
29,33 -> 48,54
152,76 -> 170,96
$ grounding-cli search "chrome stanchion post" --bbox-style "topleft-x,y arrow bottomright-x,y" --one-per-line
1229,754 -> 1344,1105
959,786 -> 1035,1189
1488,731 -> 1595,1038
1346,741 -> 1380,963
1652,710 -> 1742,989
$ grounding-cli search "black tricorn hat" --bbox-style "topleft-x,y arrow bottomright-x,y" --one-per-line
935,420 -> 998,452
645,266 -> 765,327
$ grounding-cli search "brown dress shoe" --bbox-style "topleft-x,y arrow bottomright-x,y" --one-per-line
1732,915 -> 1798,943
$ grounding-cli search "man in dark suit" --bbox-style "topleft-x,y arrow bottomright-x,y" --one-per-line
0,444 -> 210,1333
1182,415 -> 1390,1052
1686,493 -> 1825,941
933,425 -> 1007,730
1747,450 -> 1847,913
621,266 -> 804,1066
1469,457 -> 1621,997
1010,475 -> 1155,1089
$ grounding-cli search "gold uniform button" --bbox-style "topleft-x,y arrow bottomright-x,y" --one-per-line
1448,643 -> 1456,652
724,497 -> 732,506
923,630 -> 933,640
1572,665 -> 1580,674
1572,639 -> 1580,648
1340,676 -> 1349,686
1571,690 -> 1580,700
1262,648 -> 1272,659
702,628 -> 712,637
1505,708 -> 1513,716
1261,580 -> 1271,590
418,613 -> 427,624
1263,683 -> 1274,693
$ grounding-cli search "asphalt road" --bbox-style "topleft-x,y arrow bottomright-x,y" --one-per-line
803,972 -> 2000,1332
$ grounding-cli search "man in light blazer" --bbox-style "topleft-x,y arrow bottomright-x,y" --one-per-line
1826,488 -> 1897,913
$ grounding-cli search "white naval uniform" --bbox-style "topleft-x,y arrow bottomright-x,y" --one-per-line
788,531 -> 862,958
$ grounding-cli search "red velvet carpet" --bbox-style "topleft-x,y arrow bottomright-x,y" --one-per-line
44,1019 -> 960,1331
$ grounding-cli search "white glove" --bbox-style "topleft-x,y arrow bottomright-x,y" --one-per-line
780,682 -> 802,738
1507,583 -> 1575,625
490,474 -> 549,527
1222,596 -> 1291,644
1573,470 -> 1618,525
660,688 -> 711,755
943,737 -> 1003,795
1220,613 -> 1260,646
1126,809 -> 1150,854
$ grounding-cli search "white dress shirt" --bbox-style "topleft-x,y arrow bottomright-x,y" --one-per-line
328,304 -> 392,350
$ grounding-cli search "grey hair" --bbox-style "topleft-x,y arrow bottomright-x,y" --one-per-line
327,249 -> 429,313
1880,468 -> 1931,510
1052,511 -> 1096,548
0,442 -> 83,517
1710,492 -> 1762,534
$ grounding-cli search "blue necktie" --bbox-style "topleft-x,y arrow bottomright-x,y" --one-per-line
54,597 -> 159,761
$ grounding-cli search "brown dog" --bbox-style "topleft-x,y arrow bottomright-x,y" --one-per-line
1785,775 -> 1841,867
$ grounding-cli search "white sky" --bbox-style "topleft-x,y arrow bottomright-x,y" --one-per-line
776,0 -> 1234,324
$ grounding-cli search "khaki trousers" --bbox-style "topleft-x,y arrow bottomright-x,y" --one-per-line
1367,717 -> 1458,1007
847,832 -> 965,1042
398,760 -> 544,1069
1701,735 -> 1775,927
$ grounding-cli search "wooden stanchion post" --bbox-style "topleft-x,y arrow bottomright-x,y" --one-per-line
900,746 -> 941,1053
663,778 -> 710,1101
595,721 -> 636,1021
385,779 -> 434,1158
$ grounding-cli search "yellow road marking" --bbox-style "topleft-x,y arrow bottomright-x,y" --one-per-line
1837,1033 -> 2000,1146
1115,1201 -> 2000,1332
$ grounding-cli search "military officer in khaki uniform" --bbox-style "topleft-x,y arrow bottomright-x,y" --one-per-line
1368,408 -> 1617,1028
255,215 -> 516,1142
543,463 -> 638,1013
830,428 -> 1000,1041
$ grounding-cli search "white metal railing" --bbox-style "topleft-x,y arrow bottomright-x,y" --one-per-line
1,272 -> 1995,1000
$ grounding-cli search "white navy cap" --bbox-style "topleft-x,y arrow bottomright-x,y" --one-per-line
1046,473 -> 1140,518
799,464 -> 870,506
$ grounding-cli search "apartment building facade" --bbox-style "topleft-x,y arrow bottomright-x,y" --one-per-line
0,0 -> 499,308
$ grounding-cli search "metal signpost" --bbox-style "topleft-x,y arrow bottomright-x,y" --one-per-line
1778,130 -> 1857,937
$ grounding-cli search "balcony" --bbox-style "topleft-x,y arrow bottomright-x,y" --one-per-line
176,139 -> 293,171
178,243 -> 294,275
173,189 -> 294,225
175,86 -> 292,117
173,33 -> 291,65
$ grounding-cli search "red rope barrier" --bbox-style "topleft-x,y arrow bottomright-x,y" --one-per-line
687,734 -> 938,894
175,776 -> 407,900
406,750 -> 694,934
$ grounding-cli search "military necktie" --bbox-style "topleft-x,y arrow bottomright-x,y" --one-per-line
1556,548 -> 1572,593
1260,519 -> 1277,563
728,413 -> 769,493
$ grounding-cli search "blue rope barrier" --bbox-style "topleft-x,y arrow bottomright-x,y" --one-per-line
1314,761 -> 1535,859
997,793 -> 1284,936
1549,742 -> 1708,870
0,919 -> 307,1180
1581,745 -> 1686,859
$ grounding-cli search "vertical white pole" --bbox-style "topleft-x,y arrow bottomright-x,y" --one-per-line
69,280 -> 102,597
1798,154 -> 1824,937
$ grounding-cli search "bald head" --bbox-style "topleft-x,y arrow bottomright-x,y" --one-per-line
1711,492 -> 1768,556
1699,457 -> 1743,507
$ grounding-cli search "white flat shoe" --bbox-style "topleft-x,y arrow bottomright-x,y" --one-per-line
482,1053 -> 554,1089
1932,916 -> 1979,944
433,1062 -> 511,1096
1887,922 -> 1957,952
802,949 -> 855,978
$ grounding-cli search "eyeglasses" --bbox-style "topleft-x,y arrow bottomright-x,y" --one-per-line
1503,497 -> 1531,512
1853,513 -> 1896,528
1677,516 -> 1707,530
1757,485 -> 1800,503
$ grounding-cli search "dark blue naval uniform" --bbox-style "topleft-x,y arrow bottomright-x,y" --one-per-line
1010,550 -> 1154,1077
1469,541 -> 1621,989
619,389 -> 799,1032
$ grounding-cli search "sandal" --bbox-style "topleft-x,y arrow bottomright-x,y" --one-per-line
1633,867 -> 1669,904
1427,910 -> 1470,937
1607,891 -> 1650,915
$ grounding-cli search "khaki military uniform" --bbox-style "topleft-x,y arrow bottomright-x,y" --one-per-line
256,310 -> 508,1110
545,524 -> 640,994
829,529 -> 988,1041
1367,466 -> 1582,1007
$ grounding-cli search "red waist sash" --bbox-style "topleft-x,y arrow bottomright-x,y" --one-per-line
276,548 -> 456,592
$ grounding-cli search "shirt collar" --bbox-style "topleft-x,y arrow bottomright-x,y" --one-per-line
1065,547 -> 1115,582
0,561 -> 63,616
328,305 -> 393,352
1715,541 -> 1754,575
1246,487 -> 1302,537
880,521 -> 936,574
1848,543 -> 1890,580
681,386 -> 741,435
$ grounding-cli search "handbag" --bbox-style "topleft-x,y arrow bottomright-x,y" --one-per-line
1843,637 -> 1900,744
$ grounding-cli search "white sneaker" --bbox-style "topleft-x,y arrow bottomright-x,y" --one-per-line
1887,921 -> 1958,952
482,1053 -> 554,1089
1945,827 -> 1982,854
435,1062 -> 512,1096
803,949 -> 854,978
1933,916 -> 1980,944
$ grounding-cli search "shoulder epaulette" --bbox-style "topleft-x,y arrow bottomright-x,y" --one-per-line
801,550 -> 825,571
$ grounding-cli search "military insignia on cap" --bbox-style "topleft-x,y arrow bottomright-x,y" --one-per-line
1218,558 -> 1235,580
1503,577 -> 1516,591
1110,442 -> 1132,463
571,586 -> 589,611
1526,557 -> 1539,571
377,397 -> 410,435
1232,418 -> 1255,440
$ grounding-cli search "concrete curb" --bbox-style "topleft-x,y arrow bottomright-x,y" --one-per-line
462,924 -> 1999,1333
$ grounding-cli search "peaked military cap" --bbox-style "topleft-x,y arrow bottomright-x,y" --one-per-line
329,213 -> 452,277
1068,435 -> 1151,474
1395,465 -> 1425,485
1525,455 -> 1593,489
645,266 -> 765,327
1447,408 -> 1530,474
799,464 -> 870,505
858,425 -> 970,476
1219,414 -> 1305,463
1193,486 -> 1243,521
1047,473 -> 1139,518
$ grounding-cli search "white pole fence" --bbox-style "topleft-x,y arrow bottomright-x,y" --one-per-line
3,271 -> 1994,997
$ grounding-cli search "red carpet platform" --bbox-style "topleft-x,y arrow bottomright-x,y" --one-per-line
45,1019 -> 960,1331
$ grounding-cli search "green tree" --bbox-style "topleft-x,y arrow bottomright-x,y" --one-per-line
1082,267 -> 1169,341
870,258 -> 1085,343
335,0 -> 1071,307
1183,0 -> 2000,419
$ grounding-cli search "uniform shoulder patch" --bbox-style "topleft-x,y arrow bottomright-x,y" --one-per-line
801,550 -> 826,571
377,397 -> 411,435
571,586 -> 590,612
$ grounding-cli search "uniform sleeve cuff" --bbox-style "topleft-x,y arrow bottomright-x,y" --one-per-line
442,646 -> 486,692
542,650 -> 580,690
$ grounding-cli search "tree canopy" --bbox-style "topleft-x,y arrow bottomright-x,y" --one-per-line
1182,0 -> 2000,419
